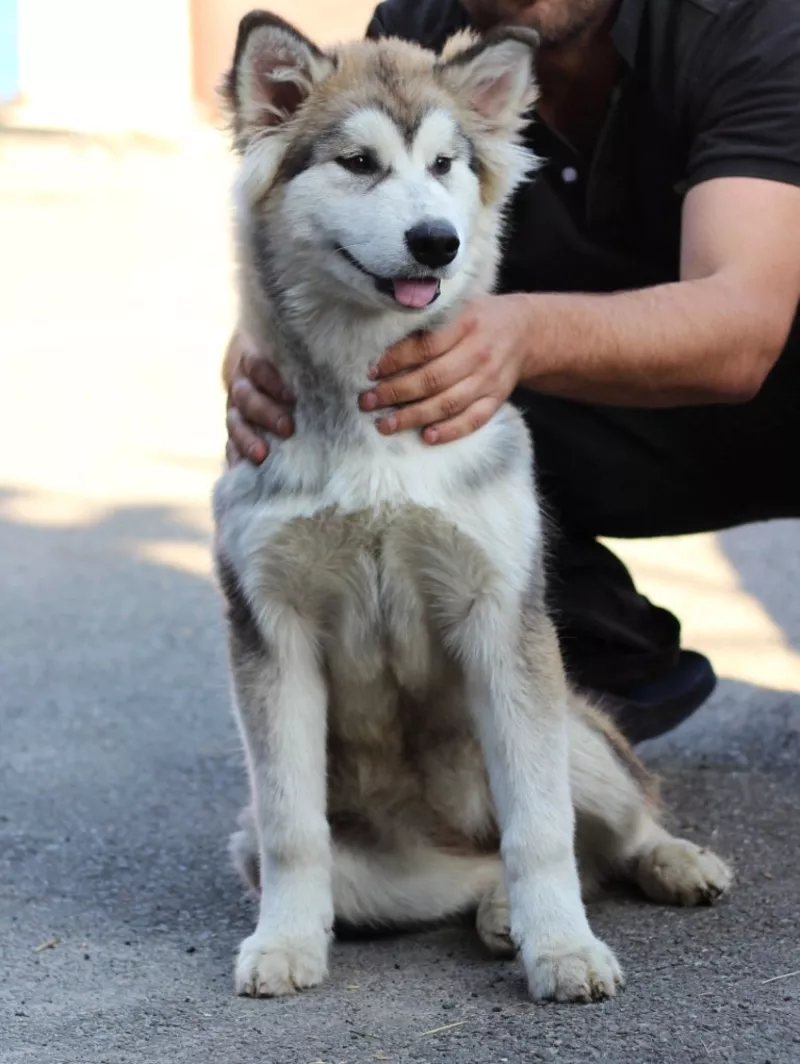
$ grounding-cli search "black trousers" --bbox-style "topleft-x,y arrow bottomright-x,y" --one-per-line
513,329 -> 800,695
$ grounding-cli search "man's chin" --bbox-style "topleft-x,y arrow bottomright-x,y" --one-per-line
461,0 -> 614,48
534,20 -> 593,49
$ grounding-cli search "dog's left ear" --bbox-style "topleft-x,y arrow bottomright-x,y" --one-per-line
439,27 -> 539,129
223,11 -> 335,148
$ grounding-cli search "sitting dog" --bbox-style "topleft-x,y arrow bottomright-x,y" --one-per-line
212,10 -> 732,1004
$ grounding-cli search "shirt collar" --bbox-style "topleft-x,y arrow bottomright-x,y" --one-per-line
609,0 -> 645,67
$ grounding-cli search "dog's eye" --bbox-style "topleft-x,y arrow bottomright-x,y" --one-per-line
336,153 -> 378,176
431,155 -> 453,177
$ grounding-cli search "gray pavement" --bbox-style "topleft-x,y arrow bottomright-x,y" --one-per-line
1,132 -> 799,1064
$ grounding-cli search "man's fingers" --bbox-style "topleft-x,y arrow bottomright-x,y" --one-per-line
421,397 -> 498,445
230,377 -> 293,437
224,343 -> 291,467
242,353 -> 294,403
361,345 -> 479,410
373,308 -> 477,378
226,407 -> 269,465
376,380 -> 479,436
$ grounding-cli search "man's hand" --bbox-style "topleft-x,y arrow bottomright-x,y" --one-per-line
358,293 -> 532,444
224,295 -> 533,460
224,333 -> 295,466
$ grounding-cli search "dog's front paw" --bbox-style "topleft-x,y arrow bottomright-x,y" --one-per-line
525,937 -> 624,1003
235,929 -> 329,997
635,839 -> 733,907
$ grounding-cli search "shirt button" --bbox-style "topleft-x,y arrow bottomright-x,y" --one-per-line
561,166 -> 579,184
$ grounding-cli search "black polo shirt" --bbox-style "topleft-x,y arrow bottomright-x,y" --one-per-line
365,0 -> 800,298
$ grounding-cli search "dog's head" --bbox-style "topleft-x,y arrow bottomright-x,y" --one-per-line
223,11 -> 539,320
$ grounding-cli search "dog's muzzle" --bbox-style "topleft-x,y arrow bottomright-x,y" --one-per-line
336,246 -> 443,310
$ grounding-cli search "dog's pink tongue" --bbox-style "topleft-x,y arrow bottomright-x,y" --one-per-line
392,279 -> 439,309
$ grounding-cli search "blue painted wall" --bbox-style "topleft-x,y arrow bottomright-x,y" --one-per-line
0,0 -> 19,104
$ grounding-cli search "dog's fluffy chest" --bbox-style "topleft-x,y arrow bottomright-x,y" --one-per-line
218,400 -> 532,512
215,405 -> 539,673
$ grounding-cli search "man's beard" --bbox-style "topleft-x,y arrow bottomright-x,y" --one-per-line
461,0 -> 616,47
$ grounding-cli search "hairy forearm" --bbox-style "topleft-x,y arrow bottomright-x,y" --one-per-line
515,276 -> 784,407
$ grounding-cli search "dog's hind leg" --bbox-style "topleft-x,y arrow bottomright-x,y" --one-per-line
568,695 -> 733,906
333,844 -> 509,945
233,814 -> 512,954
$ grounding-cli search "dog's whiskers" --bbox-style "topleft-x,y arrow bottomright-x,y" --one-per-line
335,240 -> 374,253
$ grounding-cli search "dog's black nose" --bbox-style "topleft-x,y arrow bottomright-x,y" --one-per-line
405,221 -> 460,268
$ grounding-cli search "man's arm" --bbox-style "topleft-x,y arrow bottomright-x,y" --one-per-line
362,175 -> 800,442
511,176 -> 800,406
509,0 -> 800,407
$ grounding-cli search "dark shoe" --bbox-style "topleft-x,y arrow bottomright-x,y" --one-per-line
587,649 -> 717,745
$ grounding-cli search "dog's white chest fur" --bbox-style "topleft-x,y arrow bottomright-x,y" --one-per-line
214,402 -> 540,628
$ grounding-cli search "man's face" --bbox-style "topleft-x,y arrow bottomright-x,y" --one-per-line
461,0 -> 615,46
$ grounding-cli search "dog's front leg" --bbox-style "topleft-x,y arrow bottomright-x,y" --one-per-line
228,608 -> 332,998
455,604 -> 623,1003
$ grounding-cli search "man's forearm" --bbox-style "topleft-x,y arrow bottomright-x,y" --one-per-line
515,275 -> 785,407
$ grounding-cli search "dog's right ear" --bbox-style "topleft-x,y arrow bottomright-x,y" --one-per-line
222,11 -> 334,149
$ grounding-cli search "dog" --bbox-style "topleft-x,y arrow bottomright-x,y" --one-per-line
212,10 -> 733,1004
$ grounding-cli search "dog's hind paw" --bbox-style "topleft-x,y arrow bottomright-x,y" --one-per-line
525,937 -> 624,1004
634,838 -> 733,907
476,886 -> 517,958
235,929 -> 329,997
